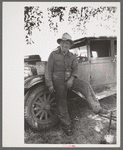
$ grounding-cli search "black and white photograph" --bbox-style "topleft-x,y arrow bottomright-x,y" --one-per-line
3,1 -> 120,147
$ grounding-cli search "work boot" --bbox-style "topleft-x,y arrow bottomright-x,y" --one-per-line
61,124 -> 73,136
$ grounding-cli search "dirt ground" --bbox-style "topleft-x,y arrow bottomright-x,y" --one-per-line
24,94 -> 116,145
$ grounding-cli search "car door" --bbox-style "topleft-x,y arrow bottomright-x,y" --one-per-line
70,44 -> 91,83
89,38 -> 116,87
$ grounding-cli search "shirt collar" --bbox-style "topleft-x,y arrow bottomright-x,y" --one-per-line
56,48 -> 71,57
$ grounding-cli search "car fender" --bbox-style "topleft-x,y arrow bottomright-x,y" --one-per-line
24,75 -> 44,90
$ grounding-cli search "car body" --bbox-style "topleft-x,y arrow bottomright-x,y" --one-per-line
70,36 -> 117,99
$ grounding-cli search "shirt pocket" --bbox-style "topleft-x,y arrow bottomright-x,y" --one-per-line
54,60 -> 64,68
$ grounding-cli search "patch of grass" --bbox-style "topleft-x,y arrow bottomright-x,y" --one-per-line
25,95 -> 116,144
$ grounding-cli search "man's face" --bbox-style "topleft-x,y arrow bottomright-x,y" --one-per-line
60,40 -> 71,52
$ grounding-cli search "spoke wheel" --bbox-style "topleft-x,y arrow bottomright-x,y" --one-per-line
25,84 -> 59,131
32,92 -> 57,124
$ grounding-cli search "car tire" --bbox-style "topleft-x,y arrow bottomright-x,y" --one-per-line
24,84 -> 59,131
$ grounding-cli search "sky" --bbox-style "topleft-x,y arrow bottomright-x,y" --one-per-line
23,2 -> 119,61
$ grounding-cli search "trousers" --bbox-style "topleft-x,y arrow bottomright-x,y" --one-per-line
53,78 -> 101,126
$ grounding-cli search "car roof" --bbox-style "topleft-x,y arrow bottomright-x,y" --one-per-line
71,36 -> 117,49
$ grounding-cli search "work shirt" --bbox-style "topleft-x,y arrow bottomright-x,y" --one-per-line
45,48 -> 78,87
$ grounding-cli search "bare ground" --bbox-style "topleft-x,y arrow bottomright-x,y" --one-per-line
24,94 -> 116,145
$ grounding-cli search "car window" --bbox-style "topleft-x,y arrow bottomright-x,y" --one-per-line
90,40 -> 111,58
70,45 -> 88,63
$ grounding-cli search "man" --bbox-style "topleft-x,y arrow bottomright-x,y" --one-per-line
45,33 -> 109,136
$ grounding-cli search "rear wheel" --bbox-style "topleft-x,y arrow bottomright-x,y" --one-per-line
25,84 -> 59,131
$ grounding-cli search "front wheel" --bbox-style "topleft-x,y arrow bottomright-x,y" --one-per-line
24,84 -> 59,131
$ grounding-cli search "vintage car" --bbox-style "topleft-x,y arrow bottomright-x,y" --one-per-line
24,36 -> 117,131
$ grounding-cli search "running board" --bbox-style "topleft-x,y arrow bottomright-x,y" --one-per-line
72,85 -> 116,101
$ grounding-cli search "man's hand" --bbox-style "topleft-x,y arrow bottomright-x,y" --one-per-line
48,86 -> 55,94
66,76 -> 75,90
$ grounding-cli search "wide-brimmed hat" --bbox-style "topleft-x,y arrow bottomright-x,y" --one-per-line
57,33 -> 74,46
